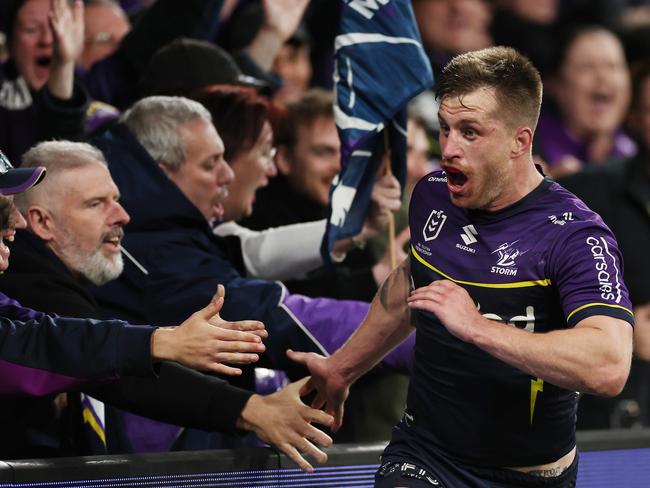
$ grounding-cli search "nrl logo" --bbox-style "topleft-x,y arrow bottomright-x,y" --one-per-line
423,209 -> 447,241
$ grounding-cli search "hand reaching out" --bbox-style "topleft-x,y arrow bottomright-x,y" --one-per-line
237,377 -> 334,473
286,350 -> 349,432
151,285 -> 267,375
208,284 -> 268,341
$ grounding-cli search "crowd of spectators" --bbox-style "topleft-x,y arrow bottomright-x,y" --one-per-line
0,0 -> 649,467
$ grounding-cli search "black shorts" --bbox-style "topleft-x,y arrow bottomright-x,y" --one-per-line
375,455 -> 578,488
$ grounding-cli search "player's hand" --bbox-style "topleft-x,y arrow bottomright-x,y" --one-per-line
407,279 -> 484,343
286,349 -> 349,432
151,288 -> 266,375
237,377 -> 334,473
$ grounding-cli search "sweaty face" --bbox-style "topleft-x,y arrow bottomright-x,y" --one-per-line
223,121 -> 276,221
284,116 -> 340,207
438,88 -> 518,211
48,163 -> 130,285
166,119 -> 235,222
11,0 -> 54,90
553,30 -> 630,140
0,196 -> 27,272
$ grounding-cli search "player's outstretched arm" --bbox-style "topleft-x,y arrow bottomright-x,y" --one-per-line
236,377 -> 334,473
288,257 -> 415,430
151,286 -> 267,375
408,279 -> 633,396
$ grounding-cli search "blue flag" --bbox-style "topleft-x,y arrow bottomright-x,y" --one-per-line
321,0 -> 434,263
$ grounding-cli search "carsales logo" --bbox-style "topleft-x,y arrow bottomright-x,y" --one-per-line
586,236 -> 621,303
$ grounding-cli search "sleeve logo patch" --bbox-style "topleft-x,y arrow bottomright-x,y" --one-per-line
586,236 -> 622,303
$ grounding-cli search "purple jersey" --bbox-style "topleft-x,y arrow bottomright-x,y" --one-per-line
397,172 -> 634,468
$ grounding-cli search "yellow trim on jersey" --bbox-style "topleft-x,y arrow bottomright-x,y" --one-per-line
82,406 -> 107,446
530,378 -> 544,424
411,246 -> 552,288
567,302 -> 634,322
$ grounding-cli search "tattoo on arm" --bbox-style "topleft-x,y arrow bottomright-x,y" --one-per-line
527,466 -> 566,478
378,259 -> 411,314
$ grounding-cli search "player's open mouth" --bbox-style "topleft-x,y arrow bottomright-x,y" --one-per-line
445,166 -> 468,193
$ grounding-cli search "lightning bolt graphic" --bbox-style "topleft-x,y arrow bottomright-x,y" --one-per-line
530,378 -> 544,424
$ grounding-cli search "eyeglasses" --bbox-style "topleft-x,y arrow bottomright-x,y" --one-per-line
85,32 -> 120,47
0,150 -> 14,175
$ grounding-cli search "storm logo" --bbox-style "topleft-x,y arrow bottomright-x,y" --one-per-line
492,241 -> 521,266
490,241 -> 523,276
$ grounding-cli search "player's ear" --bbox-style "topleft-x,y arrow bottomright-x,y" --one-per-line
511,126 -> 533,158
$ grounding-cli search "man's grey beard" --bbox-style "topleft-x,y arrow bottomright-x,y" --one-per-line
59,234 -> 124,286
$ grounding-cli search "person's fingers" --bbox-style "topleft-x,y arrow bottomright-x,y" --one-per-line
305,404 -> 334,427
298,437 -> 328,465
332,403 -> 345,432
213,352 -> 260,364
220,319 -> 267,334
72,0 -> 84,23
280,444 -> 314,473
213,327 -> 264,344
210,298 -> 225,317
205,363 -> 243,376
310,391 -> 327,410
291,375 -> 316,398
215,283 -> 225,300
305,419 -> 334,447
286,349 -> 310,365
197,296 -> 222,320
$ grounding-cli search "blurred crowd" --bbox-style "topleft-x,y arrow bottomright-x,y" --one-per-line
0,0 -> 649,461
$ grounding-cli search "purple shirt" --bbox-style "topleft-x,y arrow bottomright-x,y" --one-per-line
392,171 -> 633,468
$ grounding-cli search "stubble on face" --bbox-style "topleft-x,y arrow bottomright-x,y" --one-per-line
440,90 -> 518,211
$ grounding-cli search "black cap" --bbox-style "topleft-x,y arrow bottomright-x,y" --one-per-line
0,150 -> 46,195
138,38 -> 267,97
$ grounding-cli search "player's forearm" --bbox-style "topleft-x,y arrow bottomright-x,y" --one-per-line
332,258 -> 413,384
471,316 -> 633,396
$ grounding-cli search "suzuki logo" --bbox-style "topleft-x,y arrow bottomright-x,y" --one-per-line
460,224 -> 478,245
423,209 -> 447,242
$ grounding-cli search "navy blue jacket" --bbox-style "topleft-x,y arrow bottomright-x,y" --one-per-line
0,292 -> 154,396
92,124 -> 417,373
